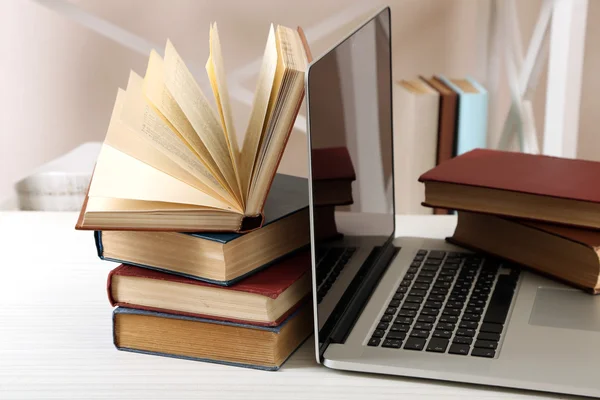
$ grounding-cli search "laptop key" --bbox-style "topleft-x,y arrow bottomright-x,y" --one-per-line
417,315 -> 436,323
428,251 -> 446,260
438,315 -> 458,323
417,250 -> 428,256
412,255 -> 425,262
368,337 -> 381,346
449,343 -> 470,355
377,322 -> 389,330
474,340 -> 498,350
425,259 -> 443,266
453,336 -> 473,345
405,295 -> 424,303
459,321 -> 479,329
384,307 -> 397,315
416,276 -> 433,284
372,329 -> 385,338
410,289 -> 427,297
436,322 -> 455,331
410,261 -> 421,268
420,308 -> 439,316
410,329 -> 430,339
478,332 -> 501,342
471,348 -> 495,358
395,317 -> 413,325
396,287 -> 408,294
398,309 -> 416,317
390,323 -> 410,332
382,339 -> 402,349
424,300 -> 443,309
388,300 -> 401,308
432,330 -> 452,339
446,301 -> 463,309
456,328 -> 476,337
386,331 -> 407,341
480,322 -> 503,333
413,322 -> 433,331
380,315 -> 393,323
412,283 -> 430,290
407,267 -> 419,274
422,265 -> 439,272
442,308 -> 461,316
392,293 -> 405,301
434,281 -> 452,289
462,313 -> 481,322
402,303 -> 420,311
430,288 -> 449,295
404,337 -> 426,351
426,338 -> 449,353
428,294 -> 445,302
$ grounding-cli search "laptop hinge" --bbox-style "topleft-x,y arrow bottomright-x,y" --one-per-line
320,241 -> 399,355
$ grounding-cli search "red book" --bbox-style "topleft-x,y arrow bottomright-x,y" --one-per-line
107,250 -> 311,326
312,147 -> 356,206
419,149 -> 600,229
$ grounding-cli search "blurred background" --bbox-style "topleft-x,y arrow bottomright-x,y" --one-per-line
1,0 -> 598,209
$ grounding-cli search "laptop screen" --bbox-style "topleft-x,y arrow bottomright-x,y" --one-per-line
306,7 -> 394,351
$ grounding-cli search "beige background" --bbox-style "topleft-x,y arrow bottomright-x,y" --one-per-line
1,0 -> 598,200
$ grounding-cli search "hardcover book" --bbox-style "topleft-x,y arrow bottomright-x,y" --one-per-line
311,147 -> 356,206
76,24 -> 310,233
450,211 -> 600,293
113,304 -> 312,371
420,148 -> 600,229
437,76 -> 487,156
107,250 -> 311,325
95,173 -> 313,285
393,78 -> 439,214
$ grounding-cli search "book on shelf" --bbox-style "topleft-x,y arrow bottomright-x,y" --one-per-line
76,24 -> 309,233
393,78 -> 439,214
113,303 -> 312,371
420,148 -> 600,229
420,76 -> 458,215
449,211 -> 600,293
311,147 -> 356,206
95,174 -> 339,285
107,249 -> 311,325
437,76 -> 488,156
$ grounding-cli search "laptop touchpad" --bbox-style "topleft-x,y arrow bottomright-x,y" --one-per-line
529,287 -> 600,332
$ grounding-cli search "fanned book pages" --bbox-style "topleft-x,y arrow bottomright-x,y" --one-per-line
76,24 -> 309,232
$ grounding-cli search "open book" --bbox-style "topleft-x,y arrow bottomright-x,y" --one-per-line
76,24 -> 309,232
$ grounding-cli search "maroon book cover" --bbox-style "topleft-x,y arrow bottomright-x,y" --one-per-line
107,250 -> 311,327
311,147 -> 356,181
419,148 -> 600,203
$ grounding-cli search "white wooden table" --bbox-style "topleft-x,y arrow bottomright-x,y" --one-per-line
0,212 -> 564,399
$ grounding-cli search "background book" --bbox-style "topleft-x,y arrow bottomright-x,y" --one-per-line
107,250 -> 311,325
311,147 -> 355,206
420,76 -> 459,215
437,76 -> 487,156
113,304 -> 313,371
393,79 -> 439,215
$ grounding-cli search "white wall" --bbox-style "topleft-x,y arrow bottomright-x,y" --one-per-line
1,0 -> 598,200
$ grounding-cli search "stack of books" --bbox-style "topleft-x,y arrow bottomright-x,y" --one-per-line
420,149 -> 600,293
74,24 -> 343,370
393,75 -> 488,215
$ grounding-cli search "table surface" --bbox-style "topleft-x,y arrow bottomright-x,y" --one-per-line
0,212 -> 568,400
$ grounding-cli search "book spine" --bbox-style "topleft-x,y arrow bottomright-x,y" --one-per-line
94,231 -> 105,259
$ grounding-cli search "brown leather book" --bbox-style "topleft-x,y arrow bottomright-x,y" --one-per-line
419,149 -> 600,229
421,76 -> 459,215
450,211 -> 600,293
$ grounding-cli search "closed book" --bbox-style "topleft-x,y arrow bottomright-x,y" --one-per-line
95,173 -> 313,285
450,211 -> 600,293
437,76 -> 487,156
107,250 -> 311,325
420,149 -> 600,229
113,304 -> 312,371
393,79 -> 439,214
311,147 -> 355,206
421,76 -> 459,215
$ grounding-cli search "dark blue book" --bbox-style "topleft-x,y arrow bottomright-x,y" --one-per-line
113,304 -> 312,371
95,174 -> 332,286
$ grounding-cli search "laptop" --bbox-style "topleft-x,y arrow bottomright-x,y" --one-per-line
305,7 -> 600,398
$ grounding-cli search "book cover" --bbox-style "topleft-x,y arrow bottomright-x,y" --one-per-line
113,304 -> 312,371
437,76 -> 487,156
107,250 -> 310,326
419,148 -> 600,204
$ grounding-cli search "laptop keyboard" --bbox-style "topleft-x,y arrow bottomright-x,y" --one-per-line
368,250 -> 520,358
316,247 -> 357,304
